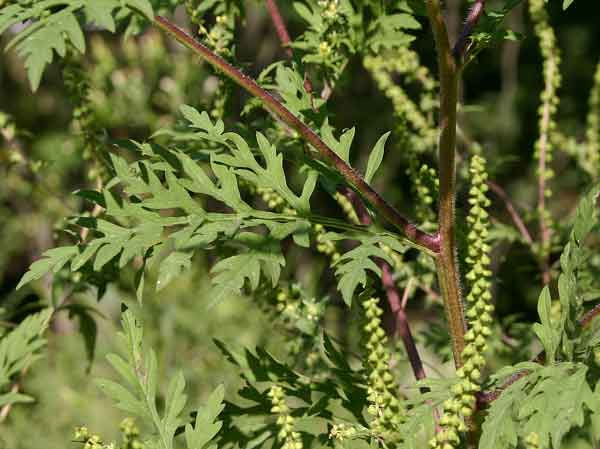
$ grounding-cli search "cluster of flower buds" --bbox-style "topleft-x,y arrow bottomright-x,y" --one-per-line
362,297 -> 404,443
333,191 -> 360,225
412,162 -> 439,224
73,427 -> 114,449
73,419 -> 145,449
524,432 -> 540,449
268,385 -> 303,449
120,418 -> 145,449
318,0 -> 339,20
314,223 -> 340,261
530,0 -> 561,259
432,155 -> 493,449
363,53 -> 438,154
258,186 -> 288,212
329,423 -> 357,441
275,283 -> 302,314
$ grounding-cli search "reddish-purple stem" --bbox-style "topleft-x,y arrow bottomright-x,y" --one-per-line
487,180 -> 534,245
452,0 -> 486,58
382,264 -> 427,382
265,0 -> 293,59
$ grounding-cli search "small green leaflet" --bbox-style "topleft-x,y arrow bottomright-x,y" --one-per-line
17,9 -> 85,92
367,13 -> 419,52
16,246 -> 78,290
293,2 -> 324,33
270,64 -> 324,114
209,236 -> 285,307
178,151 -> 250,213
400,378 -> 454,449
364,132 -> 390,184
185,385 -> 225,449
533,286 -> 560,363
124,0 -> 154,20
326,233 -> 406,305
321,119 -> 355,164
213,131 -> 317,214
178,105 -> 227,144
16,219 -> 164,292
156,252 -> 193,292
563,0 -> 575,9
0,391 -> 35,407
0,308 -> 53,399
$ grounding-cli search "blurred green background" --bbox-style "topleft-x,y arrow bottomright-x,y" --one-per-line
0,1 -> 599,448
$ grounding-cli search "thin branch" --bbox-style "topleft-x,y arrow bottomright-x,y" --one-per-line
382,264 -> 427,382
265,0 -> 293,59
487,180 -> 534,245
420,284 -> 441,301
153,16 -> 440,254
401,277 -> 415,310
452,0 -> 486,59
425,0 -> 466,367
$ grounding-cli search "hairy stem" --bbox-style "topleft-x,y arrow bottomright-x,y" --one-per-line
153,16 -> 439,253
426,0 -> 466,367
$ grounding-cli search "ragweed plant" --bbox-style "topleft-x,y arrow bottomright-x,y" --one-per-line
362,296 -> 404,445
2,1 -> 600,449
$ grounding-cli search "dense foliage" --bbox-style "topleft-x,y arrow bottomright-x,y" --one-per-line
0,0 -> 599,448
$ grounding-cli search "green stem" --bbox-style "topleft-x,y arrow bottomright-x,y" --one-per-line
425,0 -> 466,368
152,15 -> 440,254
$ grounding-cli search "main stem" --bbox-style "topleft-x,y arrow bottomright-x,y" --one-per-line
426,0 -> 466,367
